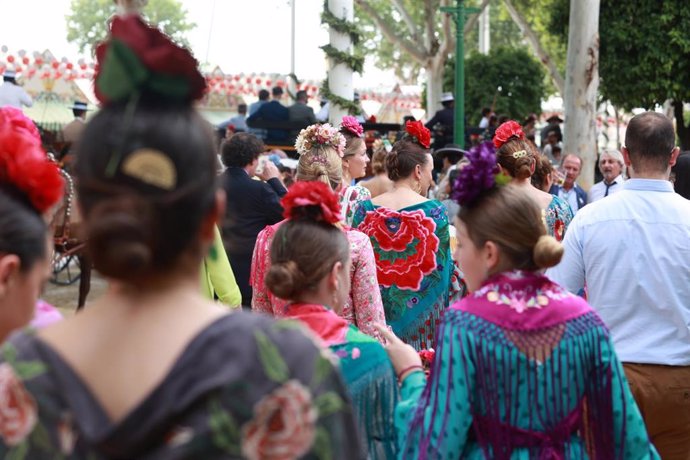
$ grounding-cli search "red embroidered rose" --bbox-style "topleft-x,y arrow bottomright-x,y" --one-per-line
405,120 -> 431,149
0,363 -> 38,446
0,108 -> 64,213
282,181 -> 342,224
241,380 -> 317,460
493,120 -> 525,148
358,208 -> 439,290
554,219 -> 565,242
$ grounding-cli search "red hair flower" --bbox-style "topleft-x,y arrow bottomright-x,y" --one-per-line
0,108 -> 63,213
405,120 -> 431,149
341,115 -> 363,137
281,181 -> 342,225
493,120 -> 525,148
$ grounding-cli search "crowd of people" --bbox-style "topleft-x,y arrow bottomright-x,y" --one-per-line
1,13 -> 689,460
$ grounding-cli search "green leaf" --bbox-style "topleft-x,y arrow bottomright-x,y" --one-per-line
2,344 -> 17,365
254,331 -> 289,383
4,441 -> 28,460
311,355 -> 333,388
13,362 -> 47,381
314,392 -> 344,418
208,401 -> 240,454
30,423 -> 51,451
312,427 -> 333,460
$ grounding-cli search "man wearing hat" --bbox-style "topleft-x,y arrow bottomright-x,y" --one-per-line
0,70 -> 33,110
540,113 -> 563,148
61,101 -> 90,161
425,92 -> 455,150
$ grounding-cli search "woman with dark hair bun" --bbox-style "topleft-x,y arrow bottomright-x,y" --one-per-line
0,16 -> 360,458
266,181 -> 398,460
352,121 -> 464,350
0,107 -> 64,340
379,142 -> 659,459
494,120 -> 573,241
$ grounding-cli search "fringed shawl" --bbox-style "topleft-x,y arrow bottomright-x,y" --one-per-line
401,271 -> 657,459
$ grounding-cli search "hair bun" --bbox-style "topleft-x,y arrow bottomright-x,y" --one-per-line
265,260 -> 305,300
86,197 -> 154,281
533,235 -> 563,269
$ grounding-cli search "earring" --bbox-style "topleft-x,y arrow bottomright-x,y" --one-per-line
414,179 -> 422,195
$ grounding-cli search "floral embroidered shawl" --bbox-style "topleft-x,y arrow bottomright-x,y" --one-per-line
352,200 -> 465,350
285,304 -> 399,460
340,184 -> 371,227
0,312 -> 364,459
545,195 -> 573,242
251,219 -> 386,341
396,271 -> 659,459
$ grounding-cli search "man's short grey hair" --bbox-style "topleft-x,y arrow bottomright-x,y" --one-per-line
599,149 -> 625,167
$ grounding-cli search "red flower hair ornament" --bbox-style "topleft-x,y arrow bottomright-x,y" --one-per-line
405,120 -> 431,149
281,181 -> 342,225
0,108 -> 64,213
493,120 -> 525,149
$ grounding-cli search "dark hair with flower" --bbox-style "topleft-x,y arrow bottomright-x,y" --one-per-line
267,182 -> 349,300
494,120 -> 538,180
493,120 -> 525,149
404,120 -> 431,149
281,181 -> 342,225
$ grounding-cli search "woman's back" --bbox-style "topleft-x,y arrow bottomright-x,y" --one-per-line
0,312 -> 361,459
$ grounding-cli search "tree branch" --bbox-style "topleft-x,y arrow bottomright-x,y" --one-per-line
355,0 -> 428,64
503,0 -> 565,94
463,0 -> 490,35
392,0 -> 421,42
438,0 -> 454,58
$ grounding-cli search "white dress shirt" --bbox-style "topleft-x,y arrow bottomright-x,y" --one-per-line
557,186 -> 580,214
587,175 -> 624,202
546,179 -> 690,365
0,82 -> 33,109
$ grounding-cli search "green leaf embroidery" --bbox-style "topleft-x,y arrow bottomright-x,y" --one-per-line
30,422 -> 51,451
2,344 -> 17,365
314,392 -> 344,418
311,355 -> 332,388
208,401 -> 240,455
254,331 -> 289,383
312,427 -> 333,460
4,441 -> 28,460
273,319 -> 305,331
13,361 -> 47,381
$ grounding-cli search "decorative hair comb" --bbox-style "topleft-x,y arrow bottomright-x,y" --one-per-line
0,107 -> 64,213
341,115 -> 363,137
281,181 -> 342,225
404,120 -> 431,149
94,15 -> 206,104
452,141 -> 510,207
294,123 -> 346,158
493,120 -> 525,149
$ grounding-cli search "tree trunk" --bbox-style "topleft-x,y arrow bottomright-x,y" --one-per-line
673,100 -> 690,151
503,0 -> 564,95
563,0 -> 600,190
425,60 -> 444,116
328,0 -> 354,124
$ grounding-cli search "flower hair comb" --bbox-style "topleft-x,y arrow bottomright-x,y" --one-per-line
294,123 -> 346,158
281,181 -> 342,225
493,120 -> 525,149
451,141 -> 510,207
341,115 -> 363,137
404,120 -> 431,149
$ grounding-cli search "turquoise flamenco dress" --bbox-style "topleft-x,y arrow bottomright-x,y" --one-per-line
395,271 -> 660,459
284,303 -> 398,459
352,200 -> 464,350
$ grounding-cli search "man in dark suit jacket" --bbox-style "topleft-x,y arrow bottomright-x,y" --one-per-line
549,153 -> 587,214
246,86 -> 289,143
287,90 -> 316,142
220,133 -> 287,307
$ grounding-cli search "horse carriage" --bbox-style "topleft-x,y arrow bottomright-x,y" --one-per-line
42,129 -> 91,309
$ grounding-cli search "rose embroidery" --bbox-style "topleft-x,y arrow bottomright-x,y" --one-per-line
358,208 -> 439,290
0,363 -> 37,446
241,380 -> 317,460
554,219 -> 565,242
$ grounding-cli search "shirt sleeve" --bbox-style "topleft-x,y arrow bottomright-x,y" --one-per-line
206,226 -> 242,308
348,234 -> 386,341
545,212 -> 586,294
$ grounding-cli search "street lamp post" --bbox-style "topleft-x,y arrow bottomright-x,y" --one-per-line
440,1 -> 480,146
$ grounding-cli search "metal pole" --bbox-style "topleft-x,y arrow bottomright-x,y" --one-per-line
454,0 -> 465,146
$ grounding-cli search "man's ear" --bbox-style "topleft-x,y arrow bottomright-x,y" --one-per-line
0,254 -> 21,299
621,147 -> 633,167
669,147 -> 681,167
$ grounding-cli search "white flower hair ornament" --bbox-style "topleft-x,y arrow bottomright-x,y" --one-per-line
294,123 -> 346,158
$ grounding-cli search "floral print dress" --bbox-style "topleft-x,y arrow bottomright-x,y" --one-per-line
544,195 -> 573,242
352,200 -> 465,350
251,219 -> 386,340
0,313 -> 363,459
340,184 -> 371,227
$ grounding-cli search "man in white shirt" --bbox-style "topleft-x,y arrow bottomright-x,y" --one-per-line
0,70 -> 33,110
588,148 -> 625,202
547,112 -> 690,459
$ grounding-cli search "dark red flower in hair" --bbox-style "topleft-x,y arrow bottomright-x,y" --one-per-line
493,120 -> 525,148
405,120 -> 431,149
282,181 -> 342,225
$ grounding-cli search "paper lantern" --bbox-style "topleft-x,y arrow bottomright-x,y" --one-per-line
51,61 -> 59,69
66,62 -> 73,70
6,55 -> 14,63
22,57 -> 29,65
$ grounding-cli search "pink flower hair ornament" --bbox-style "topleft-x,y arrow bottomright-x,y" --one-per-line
340,115 -> 363,137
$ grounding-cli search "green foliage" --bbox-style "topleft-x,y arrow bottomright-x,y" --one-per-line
66,0 -> 195,54
461,47 -> 546,125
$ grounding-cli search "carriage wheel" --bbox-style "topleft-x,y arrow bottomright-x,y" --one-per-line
50,253 -> 82,286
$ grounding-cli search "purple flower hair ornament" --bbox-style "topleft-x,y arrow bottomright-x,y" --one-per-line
452,141 -> 510,206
